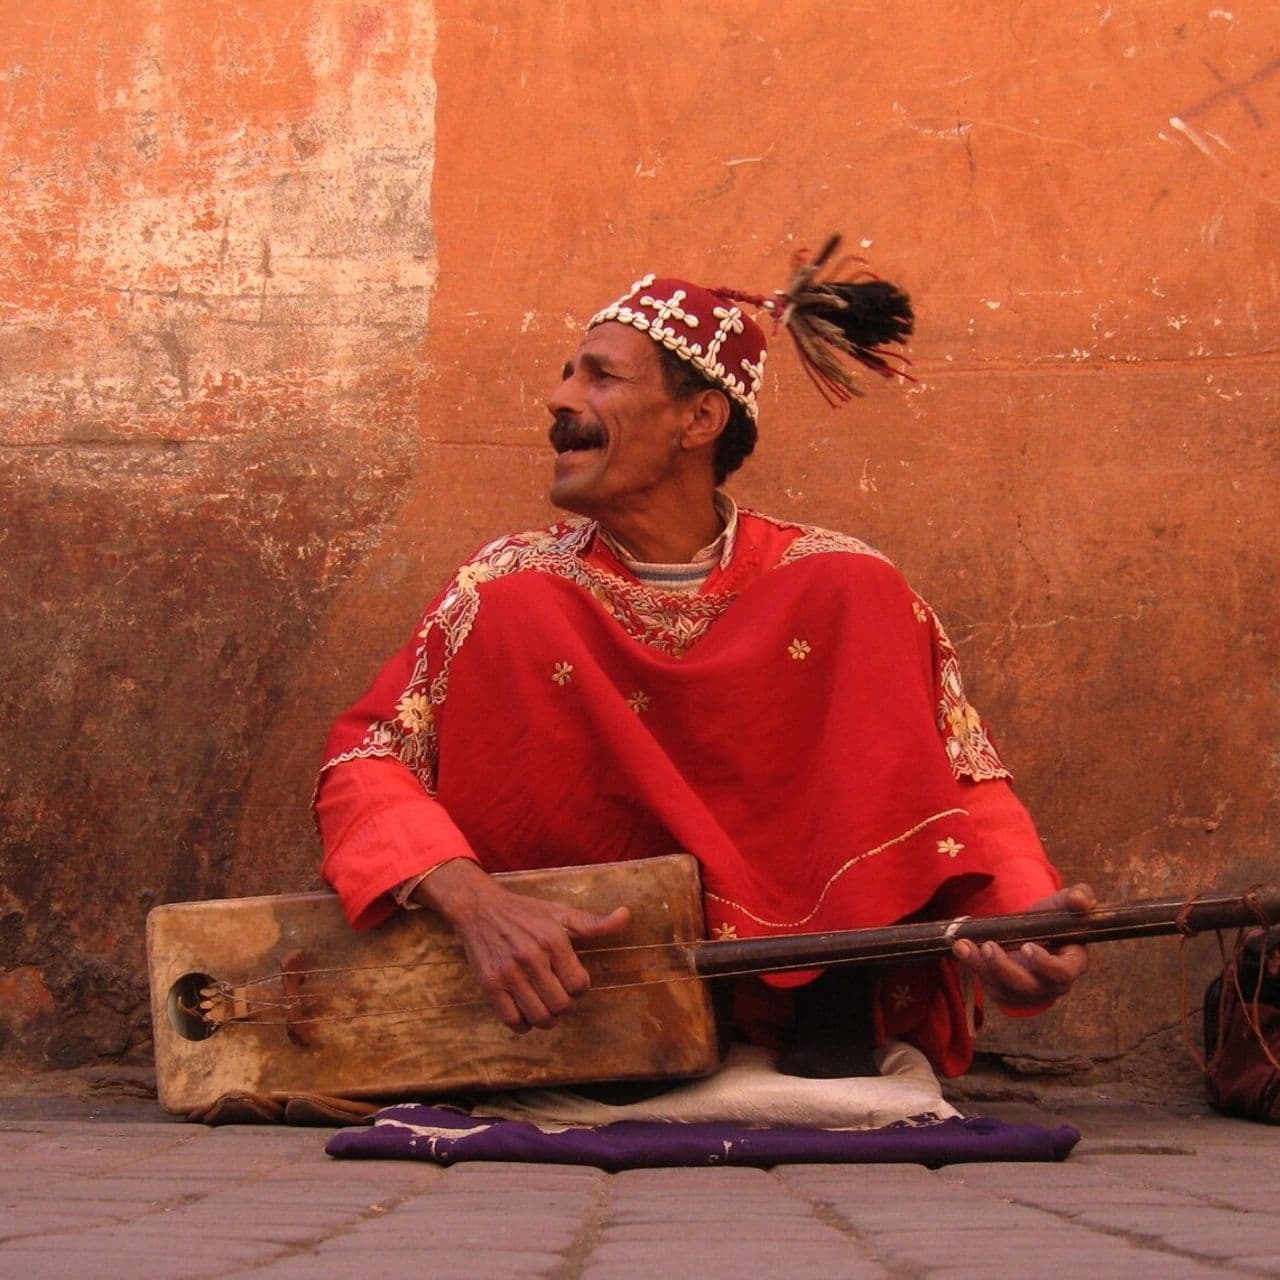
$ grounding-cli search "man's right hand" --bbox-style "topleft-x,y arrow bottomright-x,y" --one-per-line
411,858 -> 631,1034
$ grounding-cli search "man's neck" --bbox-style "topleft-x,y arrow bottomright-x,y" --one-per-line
596,493 -> 724,565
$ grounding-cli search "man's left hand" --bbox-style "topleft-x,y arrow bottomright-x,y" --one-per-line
952,883 -> 1096,1010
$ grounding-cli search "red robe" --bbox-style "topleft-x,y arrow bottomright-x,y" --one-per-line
317,511 -> 1060,1074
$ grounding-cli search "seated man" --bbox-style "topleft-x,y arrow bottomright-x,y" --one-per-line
316,254 -> 1092,1081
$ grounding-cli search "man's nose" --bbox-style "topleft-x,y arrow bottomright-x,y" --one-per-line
546,371 -> 581,419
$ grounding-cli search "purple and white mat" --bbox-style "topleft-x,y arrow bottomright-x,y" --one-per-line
325,1044 -> 1079,1170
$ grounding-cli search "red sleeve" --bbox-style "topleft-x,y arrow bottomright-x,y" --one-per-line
316,755 -> 479,930
958,776 -> 1063,1019
959,777 -> 1061,915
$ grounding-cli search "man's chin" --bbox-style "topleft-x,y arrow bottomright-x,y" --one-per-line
548,457 -> 606,517
548,475 -> 593,517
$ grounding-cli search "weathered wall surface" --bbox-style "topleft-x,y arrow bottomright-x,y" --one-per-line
0,1 -> 437,1065
2,2 -> 1275,1093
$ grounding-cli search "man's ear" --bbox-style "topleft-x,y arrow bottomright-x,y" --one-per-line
679,389 -> 731,451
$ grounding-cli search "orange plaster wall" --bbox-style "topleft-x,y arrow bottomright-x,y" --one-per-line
0,0 -> 436,1065
1,1 -> 1276,1087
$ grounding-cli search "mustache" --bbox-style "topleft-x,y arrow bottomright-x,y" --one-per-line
548,414 -> 607,453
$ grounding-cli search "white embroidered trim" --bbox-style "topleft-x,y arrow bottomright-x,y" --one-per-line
588,274 -> 766,420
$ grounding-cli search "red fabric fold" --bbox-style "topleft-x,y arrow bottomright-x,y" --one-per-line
317,511 -> 1061,1073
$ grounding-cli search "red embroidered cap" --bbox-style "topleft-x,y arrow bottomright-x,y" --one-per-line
588,275 -> 769,422
587,238 -> 915,417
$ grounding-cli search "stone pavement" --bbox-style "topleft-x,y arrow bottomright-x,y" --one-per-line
1,1083 -> 1278,1280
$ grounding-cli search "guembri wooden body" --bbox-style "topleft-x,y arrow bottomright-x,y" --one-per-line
147,855 -> 717,1115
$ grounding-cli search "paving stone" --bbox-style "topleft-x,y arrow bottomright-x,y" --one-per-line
1154,1223 -> 1280,1261
2,1091 -> 1278,1280
778,1163 -> 939,1190
1070,1203 -> 1259,1237
391,1188 -> 595,1211
581,1256 -> 891,1280
0,1252 -> 253,1280
0,1238 -> 281,1277
1004,1186 -> 1207,1210
442,1160 -> 606,1186
861,1226 -> 1109,1268
320,1221 -> 580,1252
584,1238 -> 871,1270
810,1203 -> 1053,1231
233,1250 -> 564,1280
605,1203 -> 816,1225
923,1261 -> 1231,1280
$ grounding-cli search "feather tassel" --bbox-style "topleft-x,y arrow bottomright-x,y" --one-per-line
776,234 -> 914,405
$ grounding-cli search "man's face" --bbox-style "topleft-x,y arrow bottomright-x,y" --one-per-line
546,322 -> 693,521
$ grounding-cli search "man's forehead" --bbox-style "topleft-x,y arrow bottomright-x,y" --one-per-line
569,322 -> 662,368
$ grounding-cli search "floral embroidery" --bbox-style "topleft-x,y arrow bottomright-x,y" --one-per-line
929,610 -> 1010,784
788,638 -> 811,660
890,983 -> 915,1010
455,563 -> 494,591
936,837 -> 965,858
946,700 -> 981,741
912,599 -> 928,623
588,583 -> 619,616
394,692 -> 434,734
711,923 -> 739,941
627,690 -> 650,713
552,662 -> 574,686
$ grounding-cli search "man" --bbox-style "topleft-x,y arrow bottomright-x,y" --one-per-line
317,262 -> 1092,1079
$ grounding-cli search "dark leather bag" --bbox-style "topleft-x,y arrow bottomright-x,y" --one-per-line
1202,927 -> 1280,1123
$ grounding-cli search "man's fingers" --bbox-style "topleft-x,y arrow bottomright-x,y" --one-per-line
1029,882 -> 1097,914
485,985 -> 531,1035
476,945 -> 564,1031
1063,882 -> 1098,913
453,891 -> 632,1033
538,926 -> 592,1002
502,967 -> 560,1031
972,940 -> 1049,999
953,937 -> 1088,1006
1020,941 -> 1089,985
563,904 -> 632,940
545,905 -> 630,999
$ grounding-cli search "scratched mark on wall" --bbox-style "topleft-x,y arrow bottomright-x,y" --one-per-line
1181,54 -> 1280,127
1165,49 -> 1280,202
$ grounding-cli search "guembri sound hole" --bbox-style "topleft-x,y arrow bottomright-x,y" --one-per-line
167,972 -> 217,1041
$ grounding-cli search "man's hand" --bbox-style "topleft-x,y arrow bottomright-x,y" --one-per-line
951,883 -> 1096,1010
412,859 -> 631,1033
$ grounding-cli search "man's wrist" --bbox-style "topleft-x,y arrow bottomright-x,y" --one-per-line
393,871 -> 432,910
408,856 -> 487,922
